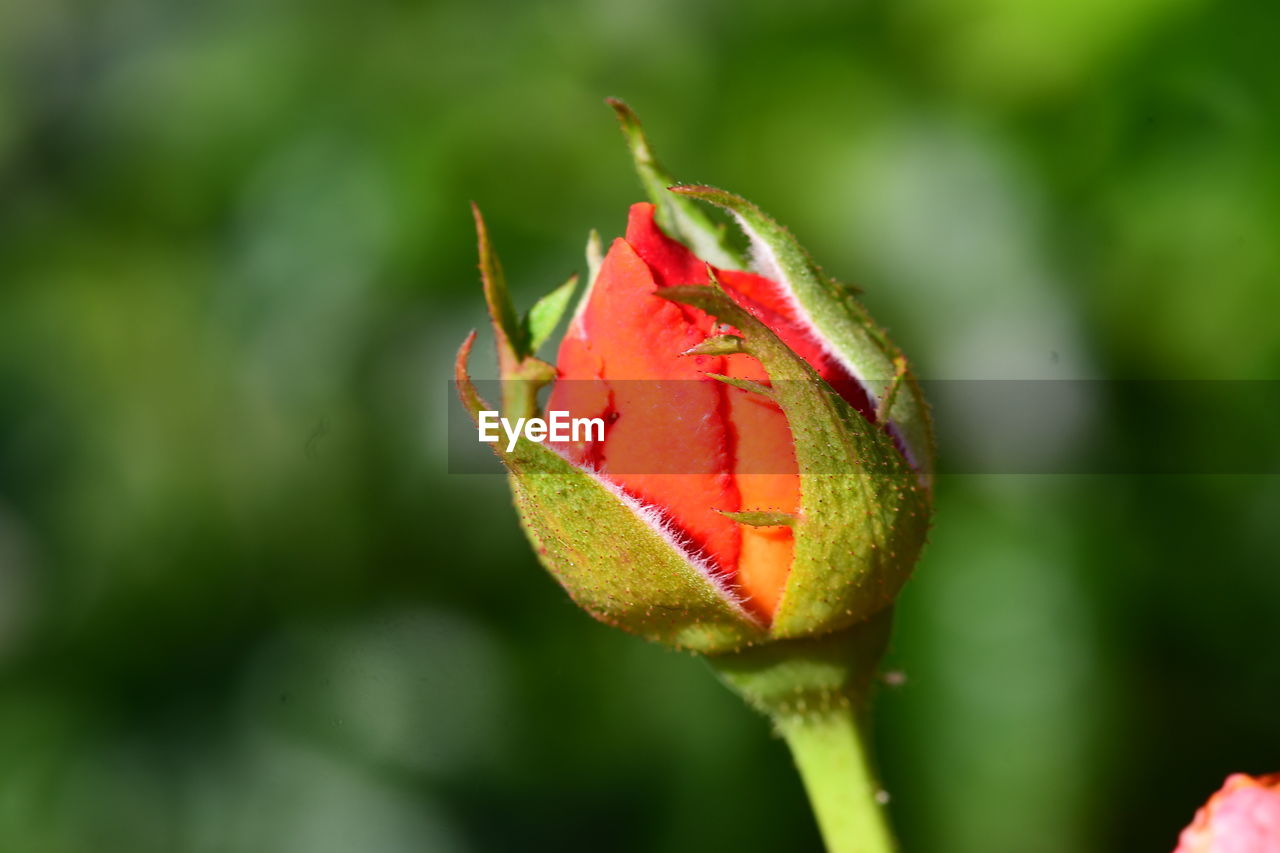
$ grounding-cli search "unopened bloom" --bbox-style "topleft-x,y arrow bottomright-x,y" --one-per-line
1176,773 -> 1280,853
551,200 -> 892,619
455,101 -> 933,654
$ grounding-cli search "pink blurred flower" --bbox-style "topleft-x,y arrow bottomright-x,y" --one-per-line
1176,773 -> 1280,853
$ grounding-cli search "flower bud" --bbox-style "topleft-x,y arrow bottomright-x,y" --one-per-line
455,101 -> 933,654
1176,773 -> 1280,853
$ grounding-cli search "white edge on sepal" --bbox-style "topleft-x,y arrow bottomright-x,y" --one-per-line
735,210 -> 789,289
730,208 -> 880,400
556,446 -> 762,626
727,208 -> 928,476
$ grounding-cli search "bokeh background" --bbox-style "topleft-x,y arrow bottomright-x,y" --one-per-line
2,1 -> 1278,851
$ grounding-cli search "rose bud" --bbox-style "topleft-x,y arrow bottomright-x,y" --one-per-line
455,99 -> 933,656
1175,773 -> 1280,853
456,100 -> 934,853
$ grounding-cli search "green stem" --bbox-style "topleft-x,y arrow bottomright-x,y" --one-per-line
776,706 -> 896,853
709,610 -> 899,853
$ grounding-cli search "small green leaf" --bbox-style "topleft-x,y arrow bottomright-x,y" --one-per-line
524,274 -> 577,354
717,510 -> 797,527
683,334 -> 745,356
605,98 -> 746,270
705,373 -> 775,399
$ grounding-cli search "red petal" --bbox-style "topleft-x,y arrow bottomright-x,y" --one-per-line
624,202 -> 711,288
548,235 -> 741,577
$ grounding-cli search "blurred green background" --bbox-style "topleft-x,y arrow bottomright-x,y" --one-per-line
2,1 -> 1278,851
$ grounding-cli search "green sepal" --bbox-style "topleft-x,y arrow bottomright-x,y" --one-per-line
471,204 -> 561,419
524,273 -> 577,355
669,185 -> 935,476
472,202 -> 526,366
455,333 -> 767,653
657,283 -> 931,639
606,98 -> 746,270
716,510 -> 797,527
